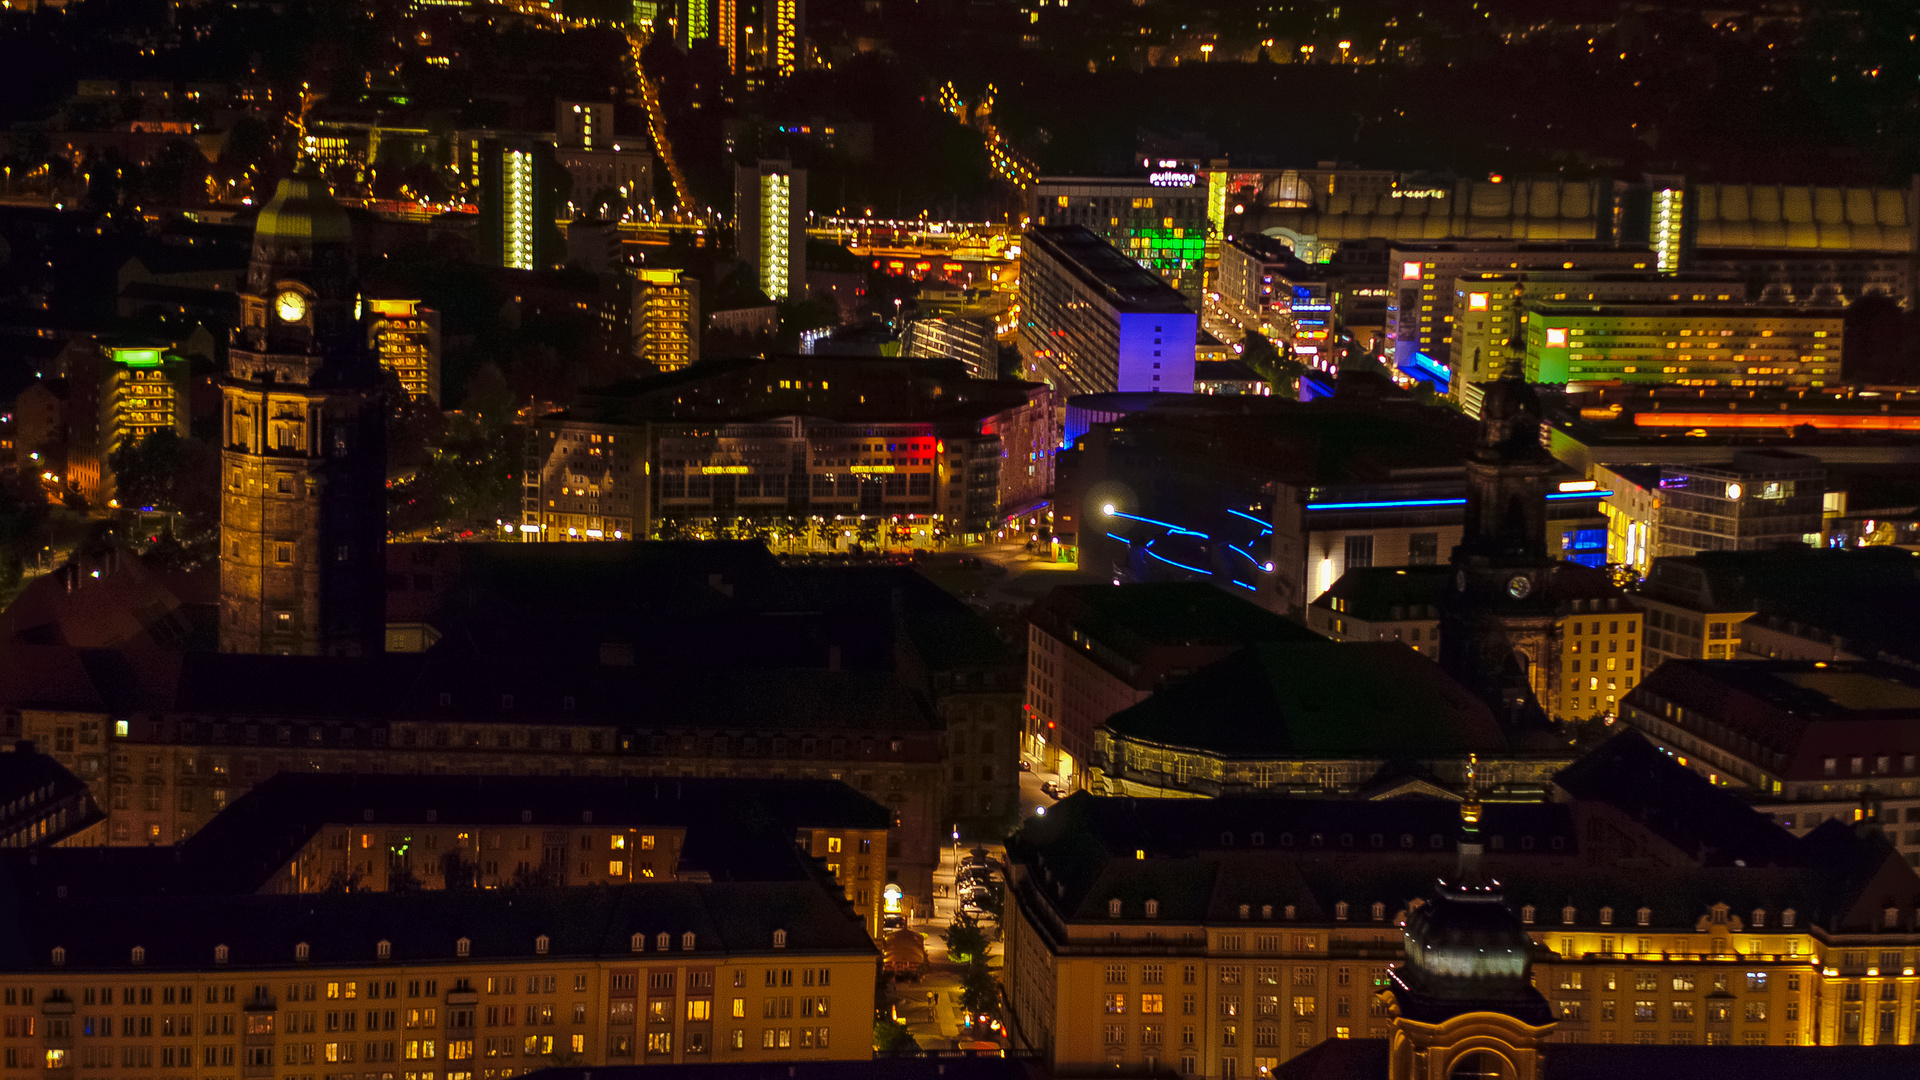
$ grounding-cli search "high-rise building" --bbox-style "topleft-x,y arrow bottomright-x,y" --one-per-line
632,267 -> 700,371
1028,175 -> 1209,304
717,0 -> 738,72
900,314 -> 996,378
1652,450 -> 1827,559
734,160 -> 806,301
764,0 -> 804,76
64,341 -> 190,507
219,175 -> 386,656
678,0 -> 713,48
477,137 -> 558,271
365,299 -> 441,404
1018,225 -> 1196,397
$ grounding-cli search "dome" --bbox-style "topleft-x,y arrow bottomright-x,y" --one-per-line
253,175 -> 352,246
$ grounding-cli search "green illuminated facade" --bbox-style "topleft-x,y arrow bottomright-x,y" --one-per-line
1029,176 -> 1209,304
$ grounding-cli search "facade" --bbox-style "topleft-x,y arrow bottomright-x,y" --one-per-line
1028,175 -> 1209,303
1524,301 -> 1845,388
521,357 -> 1052,542
478,138 -> 559,272
1388,243 -> 1650,376
1217,235 -> 1334,365
632,269 -> 700,372
899,315 -> 996,380
1595,464 -> 1660,574
1622,659 -> 1920,867
1653,451 -> 1826,558
218,175 -> 387,657
0,881 -> 877,1074
366,300 -> 441,404
559,148 -> 654,211
0,743 -> 104,848
1304,566 -> 1449,659
734,161 -> 806,301
1019,225 -> 1197,397
556,101 -> 613,150
1006,763 -> 1920,1079
1023,583 -> 1321,785
66,342 -> 191,507
763,0 -> 804,77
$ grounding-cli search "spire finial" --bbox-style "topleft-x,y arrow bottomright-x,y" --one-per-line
1454,754 -> 1487,890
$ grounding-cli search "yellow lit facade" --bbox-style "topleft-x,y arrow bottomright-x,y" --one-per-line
366,300 -> 441,404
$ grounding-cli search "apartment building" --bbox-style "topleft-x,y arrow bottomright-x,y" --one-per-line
1006,737 -> 1920,1079
1018,225 -> 1197,397
0,881 -> 876,1076
1523,301 -> 1844,389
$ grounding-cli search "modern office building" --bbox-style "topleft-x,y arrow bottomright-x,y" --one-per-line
1653,451 -> 1827,559
1028,175 -> 1209,303
1217,234 -> 1334,366
1450,272 -> 1748,407
522,356 -> 1053,542
632,268 -> 700,372
1022,583 -> 1321,784
1523,302 -> 1845,389
899,314 -> 996,379
1387,242 -> 1650,379
1018,225 -> 1196,397
219,175 -> 387,657
1623,658 -> 1920,867
735,160 -> 807,301
478,137 -> 560,271
61,340 -> 191,506
365,299 -> 441,404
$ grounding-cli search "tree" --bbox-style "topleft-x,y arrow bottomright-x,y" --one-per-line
960,964 -> 1001,1017
439,851 -> 479,889
943,918 -> 987,965
873,1016 -> 920,1054
882,929 -> 929,979
1239,331 -> 1305,392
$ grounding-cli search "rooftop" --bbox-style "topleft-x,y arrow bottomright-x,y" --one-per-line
1033,583 -> 1319,659
1637,548 -> 1920,665
1024,226 -> 1192,314
1102,642 -> 1507,759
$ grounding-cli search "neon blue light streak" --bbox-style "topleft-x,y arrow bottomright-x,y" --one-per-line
1229,579 -> 1258,592
1106,532 -> 1134,544
1226,543 -> 1269,571
1546,490 -> 1614,500
1308,498 -> 1467,511
1227,508 -> 1272,531
1109,510 -> 1208,538
1145,548 -> 1212,576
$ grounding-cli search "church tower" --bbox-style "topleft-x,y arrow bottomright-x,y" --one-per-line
1382,770 -> 1556,1080
218,175 -> 386,655
1439,376 -> 1557,726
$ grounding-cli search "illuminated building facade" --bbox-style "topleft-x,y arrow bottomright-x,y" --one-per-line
559,147 -> 653,212
899,314 -> 996,379
1029,175 -> 1209,303
66,342 -> 190,507
0,881 -> 878,1073
1524,302 -> 1845,389
764,0 -> 804,77
1019,225 -> 1196,396
479,138 -> 558,272
556,101 -> 613,150
219,175 -> 387,657
1387,243 -> 1649,383
678,0 -> 713,49
1216,235 -> 1333,369
1451,273 -> 1747,410
734,160 -> 806,301
717,0 -> 738,72
366,299 -> 441,404
1005,758 -> 1920,1079
1652,451 -> 1827,559
632,268 -> 700,372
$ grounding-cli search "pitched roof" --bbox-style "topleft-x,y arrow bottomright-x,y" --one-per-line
1035,582 -> 1322,657
1103,642 -> 1505,757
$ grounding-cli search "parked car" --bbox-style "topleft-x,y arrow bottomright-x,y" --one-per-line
882,912 -> 907,933
1041,780 -> 1064,799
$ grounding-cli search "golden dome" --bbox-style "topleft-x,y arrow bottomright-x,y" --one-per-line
253,175 -> 352,245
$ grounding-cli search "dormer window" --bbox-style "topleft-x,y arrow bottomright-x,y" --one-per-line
1334,902 -> 1349,921
772,929 -> 788,949
296,942 -> 311,962
377,940 -> 391,960
214,944 -> 230,965
682,932 -> 696,951
131,946 -> 146,966
631,933 -> 645,953
1371,902 -> 1386,922
1238,904 -> 1250,920
1636,907 -> 1652,927
1561,906 -> 1576,926
455,937 -> 470,958
1520,906 -> 1535,924
1781,908 -> 1796,928
1108,898 -> 1123,918
656,932 -> 670,952
535,935 -> 550,955
1750,909 -> 1766,928
1599,907 -> 1613,926
1145,900 -> 1160,919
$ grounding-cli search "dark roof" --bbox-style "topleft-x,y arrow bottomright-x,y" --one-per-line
1036,582 -> 1321,656
0,881 -> 874,974
1103,642 -> 1505,757
1024,226 -> 1192,313
526,1058 -> 1045,1080
0,744 -> 101,845
1624,660 -> 1920,781
1309,566 -> 1451,619
1637,548 -> 1920,665
1283,1040 -> 1920,1080
1553,730 -> 1800,867
1010,791 -> 1920,933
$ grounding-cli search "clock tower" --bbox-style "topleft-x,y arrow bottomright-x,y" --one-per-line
1439,376 -> 1557,726
218,174 -> 386,655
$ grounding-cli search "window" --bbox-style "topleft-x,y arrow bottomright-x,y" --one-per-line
1343,535 -> 1374,570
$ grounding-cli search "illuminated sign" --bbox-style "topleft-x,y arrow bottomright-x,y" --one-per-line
1149,171 -> 1198,188
108,348 -> 165,368
365,299 -> 420,318
1558,480 -> 1599,493
1545,328 -> 1568,346
701,465 -> 750,475
1402,261 -> 1423,281
850,465 -> 897,474
636,268 -> 682,284
1392,188 -> 1448,199
1467,293 -> 1489,311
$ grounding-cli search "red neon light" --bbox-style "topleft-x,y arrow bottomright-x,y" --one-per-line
1633,412 -> 1920,431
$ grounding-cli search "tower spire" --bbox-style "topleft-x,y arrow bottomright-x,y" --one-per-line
1455,753 -> 1487,890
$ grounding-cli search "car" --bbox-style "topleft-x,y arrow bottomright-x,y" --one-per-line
1018,760 -> 1032,772
1041,781 -> 1064,799
958,868 -> 993,887
882,913 -> 907,933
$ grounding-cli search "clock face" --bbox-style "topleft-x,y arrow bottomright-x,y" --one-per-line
275,290 -> 308,323
1506,574 -> 1533,600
